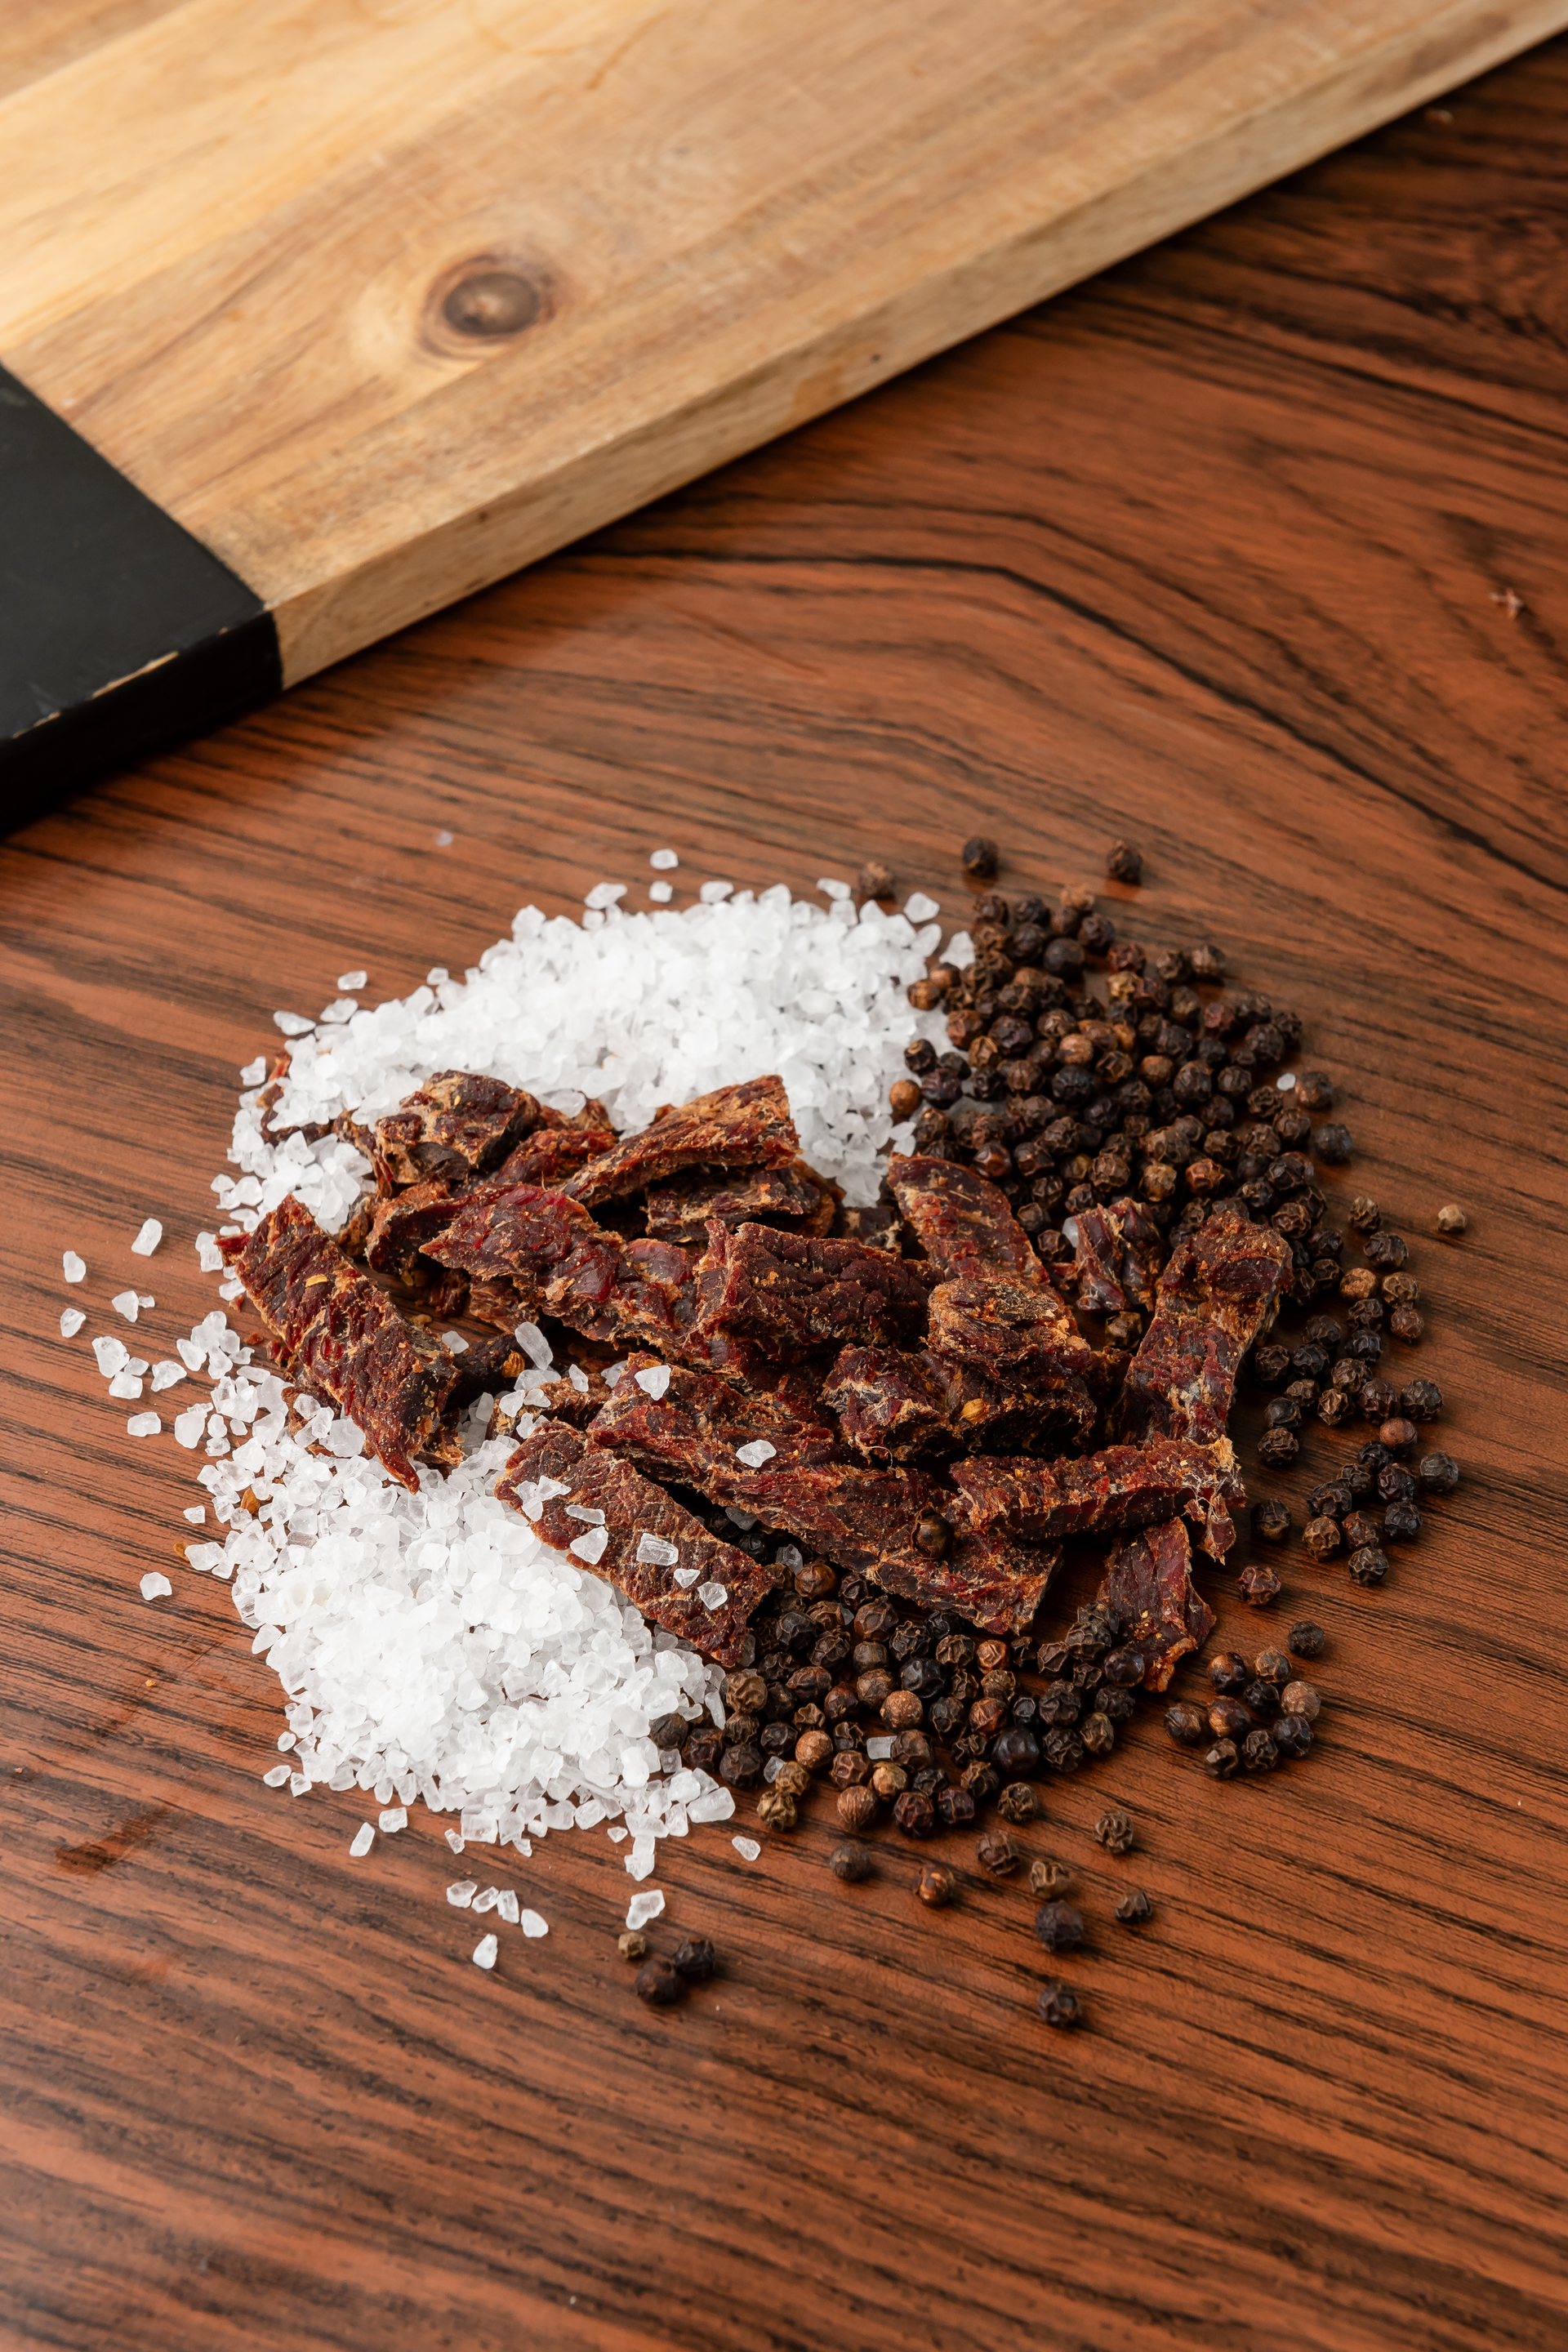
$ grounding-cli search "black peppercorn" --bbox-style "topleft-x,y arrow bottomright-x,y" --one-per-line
1041,1728 -> 1085,1774
917,1861 -> 957,1908
1383,1501 -> 1423,1542
1401,1379 -> 1443,1422
1095,1806 -> 1135,1855
1205,1739 -> 1239,1779
991,1725 -> 1040,1777
1209,1696 -> 1254,1740
1418,1450 -> 1460,1494
976,1829 -> 1019,1878
1314,1122 -> 1354,1164
892,1789 -> 937,1838
1241,1727 -> 1279,1772
1034,1900 -> 1085,1952
1080,1712 -> 1115,1757
1165,1700 -> 1207,1746
1288,1619 -> 1327,1659
1256,1427 -> 1299,1468
1114,1888 -> 1154,1925
936,1784 -> 977,1831
1095,1685 -> 1136,1723
1239,1564 -> 1282,1607
635,1958 -> 684,2006
1378,1464 -> 1418,1505
1303,1514 -> 1342,1561
1365,1231 -> 1409,1270
1106,840 -> 1143,884
1252,1499 -> 1291,1543
1036,1981 -> 1082,2029
996,1781 -> 1040,1825
1241,1678 -> 1281,1719
962,835 -> 1000,880
1348,1545 -> 1389,1585
672,1937 -> 717,1981
1273,1714 -> 1314,1760
1209,1651 -> 1251,1694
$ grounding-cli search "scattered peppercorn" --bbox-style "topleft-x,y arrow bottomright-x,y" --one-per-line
893,1789 -> 936,1838
1239,1563 -> 1282,1607
1105,840 -> 1143,884
962,835 -> 1000,880
1036,1981 -> 1082,2029
1094,1806 -> 1135,1855
617,1930 -> 649,1962
1114,1888 -> 1154,1926
830,1838 -> 875,1882
1303,1515 -> 1342,1560
1281,1679 -> 1321,1720
1205,1740 -> 1239,1779
1347,1196 -> 1381,1233
858,858 -> 895,899
1080,1713 -> 1115,1757
917,1860 -> 956,1907
1288,1619 -> 1326,1659
976,1829 -> 1018,1878
1383,1501 -> 1422,1542
1348,1545 -> 1388,1585
672,1937 -> 717,1981
1030,1858 -> 1072,1897
1034,1900 -> 1085,1952
757,1787 -> 798,1832
837,1786 -> 877,1833
1272,1715 -> 1314,1760
635,1957 -> 684,2006
996,1781 -> 1040,1824
889,1076 -> 922,1120
1252,1500 -> 1291,1543
1241,1728 -> 1279,1772
1418,1450 -> 1460,1494
1254,1646 -> 1293,1686
1165,1700 -> 1208,1746
1435,1203 -> 1468,1236
1256,1428 -> 1299,1468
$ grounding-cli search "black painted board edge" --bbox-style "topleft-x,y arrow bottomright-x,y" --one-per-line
1,363 -> 281,832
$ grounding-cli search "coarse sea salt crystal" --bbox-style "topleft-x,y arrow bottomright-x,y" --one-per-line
130,1218 -> 163,1257
60,1308 -> 86,1339
649,849 -> 679,870
472,1934 -> 498,1970
635,1532 -> 679,1568
109,1371 -> 144,1400
698,880 -> 733,902
447,1880 -> 478,1906
350,1824 -> 375,1856
671,1566 -> 701,1588
439,1330 -> 469,1353
817,877 -> 849,899
569,1526 -> 609,1564
378,1806 -> 408,1833
110,1291 -> 142,1322
496,1889 -> 520,1925
471,1886 -> 499,1914
626,1890 -> 665,1931
63,1251 -> 87,1284
445,1829 -> 466,1855
903,892 -> 940,923
127,1412 -> 161,1437
139,1570 -> 172,1601
1276,1071 -> 1297,1090
519,1909 -> 548,1939
239,1057 -> 267,1087
688,1787 -> 735,1824
732,1836 -> 761,1861
585,882 -> 627,911
150,1361 -> 185,1391
183,1505 -> 205,1525
635,1363 -> 670,1399
866,1735 -> 894,1761
696,1580 -> 728,1609
195,1232 -> 225,1272
514,1321 -> 553,1370
274,1010 -> 315,1037
93,1337 -> 129,1377
648,880 -> 673,902
336,969 -> 368,992
735,1439 -> 775,1468
262,1763 -> 292,1787
172,1405 -> 206,1450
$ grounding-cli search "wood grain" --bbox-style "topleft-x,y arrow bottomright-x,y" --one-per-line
3,38 -> 1567,2352
3,0 -> 1566,688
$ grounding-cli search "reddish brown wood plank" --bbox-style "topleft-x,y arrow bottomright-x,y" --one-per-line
2,38 -> 1566,2352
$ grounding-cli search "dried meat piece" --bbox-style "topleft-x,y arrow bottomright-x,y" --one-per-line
497,1422 -> 779,1665
822,1343 -> 1094,1459
495,1102 -> 617,1188
1119,1205 -> 1292,1443
832,1200 -> 906,1252
218,1196 -> 461,1490
1070,1197 -> 1164,1316
586,1361 -> 1054,1634
947,1435 -> 1244,1559
364,1178 -> 475,1284
887,1154 -> 1045,1285
643,1160 -> 827,1246
1098,1517 -> 1216,1690
925,1278 -> 1111,1403
694,1220 -> 931,1358
564,1075 -> 799,1209
370,1071 -> 541,1193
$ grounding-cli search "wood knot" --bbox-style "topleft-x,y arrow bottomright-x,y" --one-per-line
440,267 -> 546,340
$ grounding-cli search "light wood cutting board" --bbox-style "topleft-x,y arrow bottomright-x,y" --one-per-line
2,0 -> 1564,819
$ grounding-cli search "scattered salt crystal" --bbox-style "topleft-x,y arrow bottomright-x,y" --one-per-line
1276,1071 -> 1297,1090
626,1890 -> 665,1930
672,1566 -> 701,1588
318,998 -> 358,1023
776,1544 -> 803,1570
136,1293 -> 154,1310
182,1505 -> 205,1525
584,882 -> 628,911
262,1763 -> 291,1787
109,1372 -> 144,1400
110,1291 -> 141,1322
62,1251 -> 87,1284
564,1503 -> 606,1525
172,1405 -> 206,1450
194,1232 -> 225,1272
519,1909 -> 548,1939
378,1806 -> 408,1833
446,1880 -> 478,1906
648,880 -> 673,902
94,1337 -> 131,1375
127,1412 -> 161,1437
240,1056 -> 268,1087
698,880 -> 733,902
149,1362 -> 185,1391
130,1218 -> 163,1257
471,1886 -> 499,1914
514,1321 -> 553,1370
732,1836 -> 761,1861
1062,1216 -> 1080,1247
724,1506 -> 756,1530
606,1825 -> 628,1844
273,1011 -> 316,1037
445,1829 -> 466,1855
176,1336 -> 205,1370
472,1933 -> 498,1969
625,1835 -> 657,1880
60,1308 -> 86,1338
649,849 -> 679,870
139,1570 -> 172,1600
350,1823 -> 375,1855
496,1889 -> 520,1924
903,892 -> 940,922
866,1735 -> 895,1760
569,1526 -> 609,1564
763,1756 -> 786,1784
635,1363 -> 670,1398
635,1532 -> 679,1567
817,877 -> 850,899
696,1581 -> 728,1609
336,970 -> 368,992
735,1439 -> 776,1468
218,1277 -> 243,1301
439,1330 -> 469,1353
688,1786 -> 735,1824
568,1363 -> 590,1393
289,1772 -> 310,1796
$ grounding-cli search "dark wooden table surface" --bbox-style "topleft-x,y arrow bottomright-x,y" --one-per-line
5,35 -> 1567,2352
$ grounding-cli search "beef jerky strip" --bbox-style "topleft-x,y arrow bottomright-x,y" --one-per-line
497,1422 -> 780,1667
822,1343 -> 1095,1461
586,1362 -> 1055,1634
693,1220 -> 932,1360
832,1200 -> 906,1252
367,1071 -> 541,1194
364,1100 -> 618,1289
925,1278 -> 1113,1403
886,1153 -> 1045,1286
1071,1196 -> 1162,1316
1098,1516 -> 1216,1691
217,1196 -> 461,1490
643,1159 -> 828,1247
947,1434 -> 1244,1559
494,1100 -> 617,1188
564,1074 -> 799,1209
1118,1204 -> 1292,1443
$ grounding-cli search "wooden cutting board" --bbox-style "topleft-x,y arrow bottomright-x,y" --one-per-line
2,0 -> 1565,821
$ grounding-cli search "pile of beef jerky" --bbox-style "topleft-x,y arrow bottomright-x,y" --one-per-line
218,875 -> 1450,1846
